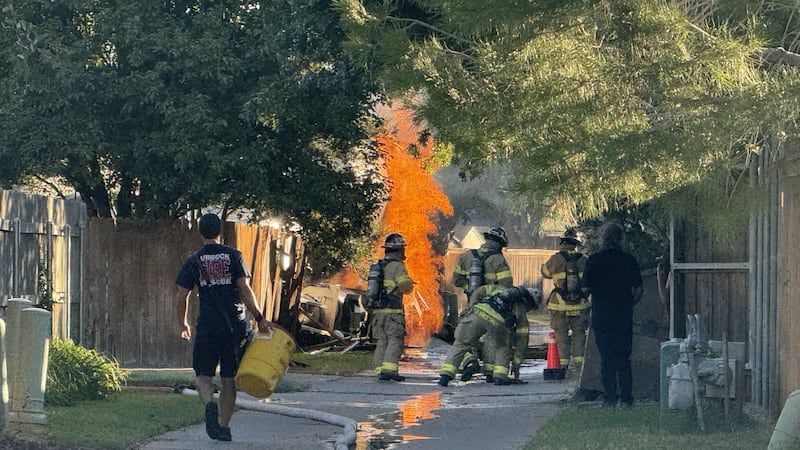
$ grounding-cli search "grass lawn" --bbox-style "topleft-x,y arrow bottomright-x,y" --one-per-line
46,390 -> 201,449
525,404 -> 771,450
291,351 -> 374,376
42,369 -> 310,449
126,368 -> 309,393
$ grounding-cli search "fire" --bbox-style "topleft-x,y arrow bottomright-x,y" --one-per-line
327,268 -> 367,291
324,103 -> 453,347
377,104 -> 453,347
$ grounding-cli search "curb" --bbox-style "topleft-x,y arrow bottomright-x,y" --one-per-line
181,389 -> 357,450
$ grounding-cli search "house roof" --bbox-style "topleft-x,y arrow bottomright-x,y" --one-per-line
449,225 -> 490,248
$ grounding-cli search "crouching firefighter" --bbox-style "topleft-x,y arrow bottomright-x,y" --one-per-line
367,233 -> 414,382
452,227 -> 514,379
467,285 -> 541,383
438,286 -> 540,386
541,228 -> 590,370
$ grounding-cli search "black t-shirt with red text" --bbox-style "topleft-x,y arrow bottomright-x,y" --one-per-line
176,244 -> 250,336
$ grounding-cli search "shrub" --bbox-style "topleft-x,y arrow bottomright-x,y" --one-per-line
46,339 -> 128,406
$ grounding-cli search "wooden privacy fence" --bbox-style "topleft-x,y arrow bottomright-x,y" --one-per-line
0,190 -> 86,339
442,248 -> 556,309
82,218 -> 305,367
777,159 -> 800,415
669,220 -> 749,343
668,145 -> 800,417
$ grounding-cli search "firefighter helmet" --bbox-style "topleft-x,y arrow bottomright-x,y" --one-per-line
510,285 -> 541,310
559,227 -> 582,246
382,233 -> 407,250
483,227 -> 508,246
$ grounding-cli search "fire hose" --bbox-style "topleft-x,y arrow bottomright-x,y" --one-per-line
181,389 -> 357,450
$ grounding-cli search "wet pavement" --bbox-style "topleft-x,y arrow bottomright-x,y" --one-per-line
143,321 -> 574,449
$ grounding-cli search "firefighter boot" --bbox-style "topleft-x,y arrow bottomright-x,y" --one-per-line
461,358 -> 481,382
379,372 -> 407,382
494,377 -> 512,386
437,374 -> 452,387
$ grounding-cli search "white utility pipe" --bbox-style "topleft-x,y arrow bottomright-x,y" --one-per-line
181,388 -> 357,450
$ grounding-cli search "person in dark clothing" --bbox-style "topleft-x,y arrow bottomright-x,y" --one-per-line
175,213 -> 271,441
582,223 -> 643,407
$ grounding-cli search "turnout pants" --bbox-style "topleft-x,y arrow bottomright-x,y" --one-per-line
594,325 -> 633,405
371,310 -> 406,376
550,309 -> 589,366
440,306 -> 511,381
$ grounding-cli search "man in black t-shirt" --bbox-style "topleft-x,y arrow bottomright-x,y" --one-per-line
175,213 -> 271,442
582,223 -> 643,407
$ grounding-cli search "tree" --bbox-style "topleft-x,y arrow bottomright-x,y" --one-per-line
0,0 -> 384,277
336,0 -> 800,226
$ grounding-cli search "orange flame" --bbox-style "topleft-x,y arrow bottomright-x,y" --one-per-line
377,104 -> 453,347
327,268 -> 367,291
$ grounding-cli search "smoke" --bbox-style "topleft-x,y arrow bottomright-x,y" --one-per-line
435,164 -> 558,248
328,269 -> 367,291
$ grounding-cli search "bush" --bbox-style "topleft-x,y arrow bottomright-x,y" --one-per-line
46,339 -> 128,406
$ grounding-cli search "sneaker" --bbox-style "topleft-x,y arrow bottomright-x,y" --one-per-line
204,402 -> 220,440
437,375 -> 452,387
379,372 -> 406,382
217,426 -> 232,442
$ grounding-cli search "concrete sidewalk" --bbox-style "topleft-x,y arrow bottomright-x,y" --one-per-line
141,409 -> 340,449
142,369 -> 574,450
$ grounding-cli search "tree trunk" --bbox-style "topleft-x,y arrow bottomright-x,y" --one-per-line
89,182 -> 113,218
116,175 -> 133,218
66,155 -> 114,218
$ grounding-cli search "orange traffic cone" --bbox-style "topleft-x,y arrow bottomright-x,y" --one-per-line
543,331 -> 567,380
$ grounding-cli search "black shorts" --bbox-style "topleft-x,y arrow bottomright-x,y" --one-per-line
193,332 -> 241,378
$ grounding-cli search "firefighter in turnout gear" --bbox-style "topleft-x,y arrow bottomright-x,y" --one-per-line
438,286 -> 540,387
468,284 -> 541,383
452,227 -> 514,379
368,233 -> 414,382
541,228 -> 590,369
453,227 -> 514,297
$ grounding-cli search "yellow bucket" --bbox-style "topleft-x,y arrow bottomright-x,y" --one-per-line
236,324 -> 296,398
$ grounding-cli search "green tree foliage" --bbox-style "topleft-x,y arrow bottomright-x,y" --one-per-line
0,1 -> 384,276
336,0 -> 800,225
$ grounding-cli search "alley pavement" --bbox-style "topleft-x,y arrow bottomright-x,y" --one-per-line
142,364 -> 574,449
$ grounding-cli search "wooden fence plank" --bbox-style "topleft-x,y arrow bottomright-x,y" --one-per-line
778,174 -> 800,409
